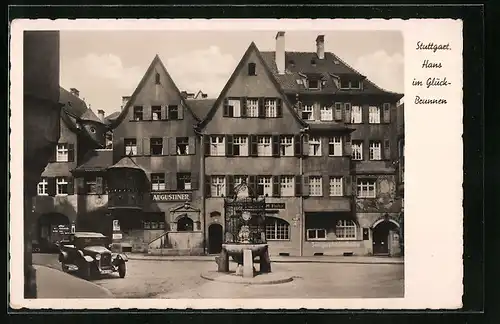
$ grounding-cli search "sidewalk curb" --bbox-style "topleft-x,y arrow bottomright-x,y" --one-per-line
34,264 -> 115,298
126,256 -> 404,265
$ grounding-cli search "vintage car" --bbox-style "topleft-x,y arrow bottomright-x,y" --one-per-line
58,232 -> 128,279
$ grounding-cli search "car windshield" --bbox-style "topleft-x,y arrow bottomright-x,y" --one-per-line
76,237 -> 107,247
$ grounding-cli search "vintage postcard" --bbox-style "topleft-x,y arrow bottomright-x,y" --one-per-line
9,18 -> 463,309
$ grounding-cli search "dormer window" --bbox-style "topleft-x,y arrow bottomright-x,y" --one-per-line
248,63 -> 256,76
340,79 -> 362,90
308,79 -> 320,90
350,80 -> 360,89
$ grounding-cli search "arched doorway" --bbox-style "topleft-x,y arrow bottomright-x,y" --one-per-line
208,223 -> 223,254
37,213 -> 70,252
177,215 -> 194,232
372,219 -> 399,256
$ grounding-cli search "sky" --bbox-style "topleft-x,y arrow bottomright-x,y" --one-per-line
60,30 -> 404,116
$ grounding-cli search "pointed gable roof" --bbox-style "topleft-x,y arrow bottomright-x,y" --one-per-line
108,55 -> 200,129
198,42 -> 308,130
107,155 -> 144,171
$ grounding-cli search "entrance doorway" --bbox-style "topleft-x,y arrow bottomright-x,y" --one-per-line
208,224 -> 223,254
372,220 -> 398,255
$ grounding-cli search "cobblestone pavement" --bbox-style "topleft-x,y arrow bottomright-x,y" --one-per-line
33,253 -> 404,299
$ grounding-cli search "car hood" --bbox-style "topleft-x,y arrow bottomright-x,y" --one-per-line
83,246 -> 111,254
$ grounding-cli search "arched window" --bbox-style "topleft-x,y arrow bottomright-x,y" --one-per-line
265,217 -> 290,240
177,216 -> 194,232
335,220 -> 357,239
248,63 -> 256,76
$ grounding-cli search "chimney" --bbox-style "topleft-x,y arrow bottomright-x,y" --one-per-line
97,109 -> 105,123
121,96 -> 131,110
275,31 -> 285,75
316,35 -> 325,59
70,87 -> 80,98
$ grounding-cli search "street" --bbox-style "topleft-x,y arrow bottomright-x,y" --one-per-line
33,253 -> 404,299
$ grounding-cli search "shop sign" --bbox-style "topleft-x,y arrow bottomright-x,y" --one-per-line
51,224 -> 71,235
151,192 -> 192,202
225,201 -> 285,210
112,220 -> 120,231
266,203 -> 285,209
112,233 -> 122,240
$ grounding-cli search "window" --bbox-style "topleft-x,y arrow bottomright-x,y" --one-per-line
168,105 -> 178,120
302,104 -> 314,120
86,176 -> 97,194
369,141 -> 382,160
264,99 -> 277,117
151,173 -> 165,191
124,139 -> 137,155
369,106 -> 381,124
37,178 -> 48,196
351,105 -> 362,123
357,179 -> 376,198
329,177 -> 343,196
280,176 -> 294,197
248,62 -> 256,76
105,132 -> 113,149
234,176 -> 249,197
257,176 -> 272,197
309,176 -> 322,196
56,177 -> 68,196
233,136 -> 248,156
352,140 -> 363,160
133,106 -> 143,121
328,136 -> 342,156
309,136 -> 321,156
177,173 -> 191,190
56,144 -> 68,162
334,103 -> 343,120
350,80 -> 360,89
210,136 -> 225,156
340,79 -> 361,89
320,106 -> 333,121
308,79 -> 319,89
265,217 -> 290,240
228,99 -> 241,117
150,138 -> 163,155
280,136 -> 294,156
152,106 -> 162,120
307,229 -> 326,240
257,136 -> 272,156
340,79 -> 350,89
247,98 -> 259,117
335,220 -> 357,239
176,137 -> 189,155
211,176 -> 225,197
155,73 -> 161,85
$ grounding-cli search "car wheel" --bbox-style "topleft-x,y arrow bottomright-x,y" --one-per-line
79,263 -> 91,280
118,263 -> 126,278
61,262 -> 68,272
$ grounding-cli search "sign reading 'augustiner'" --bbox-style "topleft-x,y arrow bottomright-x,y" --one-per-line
151,192 -> 192,202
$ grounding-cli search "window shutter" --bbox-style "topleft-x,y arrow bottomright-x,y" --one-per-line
323,175 -> 329,197
161,105 -> 168,120
344,135 -> 352,156
225,135 -> 234,157
191,172 -> 199,190
313,103 -> 321,121
178,104 -> 184,120
294,175 -> 302,196
302,176 -> 310,197
162,137 -> 169,155
136,138 -> 143,155
227,175 -> 234,197
67,144 -> 75,162
384,139 -> 391,160
272,135 -> 280,157
294,134 -> 302,156
143,138 -> 151,156
258,97 -> 265,118
223,98 -> 229,117
248,175 -> 257,197
249,135 -> 258,157
344,103 -> 351,123
344,176 -> 352,196
96,176 -> 104,195
302,134 -> 309,156
143,105 -> 152,121
169,137 -> 177,155
276,99 -> 283,117
272,175 -> 280,197
205,176 -> 211,198
240,97 -> 247,117
334,102 -> 343,121
75,177 -> 85,194
188,136 -> 196,155
47,177 -> 56,196
166,171 -> 176,190
203,135 -> 210,156
383,103 -> 391,123
67,177 -> 74,195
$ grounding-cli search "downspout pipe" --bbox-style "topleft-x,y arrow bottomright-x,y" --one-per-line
298,126 -> 309,257
194,125 -> 206,255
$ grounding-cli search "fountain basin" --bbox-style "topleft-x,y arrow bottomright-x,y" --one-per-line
223,243 -> 268,255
